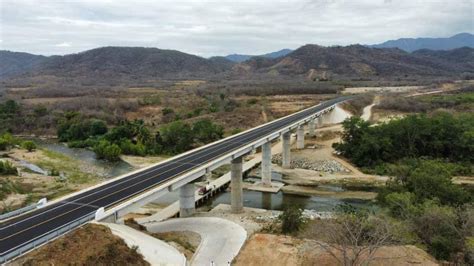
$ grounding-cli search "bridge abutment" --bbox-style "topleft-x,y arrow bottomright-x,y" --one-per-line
179,183 -> 195,217
231,156 -> 243,213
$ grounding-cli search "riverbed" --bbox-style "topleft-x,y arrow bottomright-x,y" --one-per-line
34,139 -> 134,178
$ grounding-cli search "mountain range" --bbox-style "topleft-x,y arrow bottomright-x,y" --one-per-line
223,49 -> 293,62
370,33 -> 474,52
1,33 -> 473,82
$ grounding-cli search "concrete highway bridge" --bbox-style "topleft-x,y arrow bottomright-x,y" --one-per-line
0,96 -> 351,263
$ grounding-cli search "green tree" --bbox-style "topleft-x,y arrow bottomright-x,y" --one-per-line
21,141 -> 37,152
0,100 -> 20,114
89,119 -> 108,136
159,121 -> 193,154
192,119 -> 224,144
379,160 -> 471,207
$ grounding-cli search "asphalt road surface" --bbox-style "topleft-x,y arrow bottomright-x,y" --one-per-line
0,96 -> 350,258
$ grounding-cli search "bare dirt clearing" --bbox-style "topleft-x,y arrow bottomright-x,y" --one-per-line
234,233 -> 438,266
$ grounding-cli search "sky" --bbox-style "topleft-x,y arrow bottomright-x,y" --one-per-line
0,0 -> 473,57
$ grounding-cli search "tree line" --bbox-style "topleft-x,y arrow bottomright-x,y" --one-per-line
57,112 -> 224,161
333,112 -> 473,168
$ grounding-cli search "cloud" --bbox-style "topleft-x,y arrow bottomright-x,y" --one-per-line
55,42 -> 72,47
0,0 -> 472,56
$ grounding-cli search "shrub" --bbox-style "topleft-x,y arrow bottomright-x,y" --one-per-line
411,201 -> 466,261
21,141 -> 37,152
384,192 -> 416,218
0,160 -> 17,175
247,98 -> 258,105
0,133 -> 18,151
279,204 -> 305,234
93,140 -> 122,162
119,140 -> 146,156
0,138 -> 8,151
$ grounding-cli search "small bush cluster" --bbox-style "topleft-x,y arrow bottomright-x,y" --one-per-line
279,204 -> 305,234
0,160 -> 17,175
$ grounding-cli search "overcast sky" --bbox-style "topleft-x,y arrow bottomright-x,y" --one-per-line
0,0 -> 472,57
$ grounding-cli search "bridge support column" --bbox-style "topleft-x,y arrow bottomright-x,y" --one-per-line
231,156 -> 243,213
282,132 -> 291,169
261,142 -> 272,186
296,125 -> 305,149
179,183 -> 195,218
309,119 -> 316,137
202,170 -> 212,181
318,116 -> 323,128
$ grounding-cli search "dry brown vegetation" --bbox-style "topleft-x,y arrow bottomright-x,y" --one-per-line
341,94 -> 375,115
234,233 -> 437,266
1,78 -> 339,136
12,223 -> 148,266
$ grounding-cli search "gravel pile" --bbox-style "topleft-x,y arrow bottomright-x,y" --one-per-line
254,210 -> 333,221
272,154 -> 350,173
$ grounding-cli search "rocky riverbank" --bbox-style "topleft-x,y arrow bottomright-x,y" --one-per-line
271,154 -> 350,173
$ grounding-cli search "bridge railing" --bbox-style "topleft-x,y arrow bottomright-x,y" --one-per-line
0,212 -> 95,263
0,198 -> 47,222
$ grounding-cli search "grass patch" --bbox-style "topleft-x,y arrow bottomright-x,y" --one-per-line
34,148 -> 98,184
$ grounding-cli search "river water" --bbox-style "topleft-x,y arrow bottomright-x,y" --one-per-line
34,139 -> 374,212
153,172 -> 375,212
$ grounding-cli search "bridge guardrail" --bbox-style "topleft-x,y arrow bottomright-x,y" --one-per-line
0,213 -> 94,263
0,198 -> 47,222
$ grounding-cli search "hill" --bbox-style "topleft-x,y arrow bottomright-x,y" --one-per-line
31,46 -> 233,80
0,51 -> 47,79
233,45 -> 474,79
370,33 -> 474,52
224,49 -> 293,62
2,45 -> 472,84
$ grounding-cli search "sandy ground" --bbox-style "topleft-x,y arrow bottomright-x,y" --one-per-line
196,204 -> 280,234
234,233 -> 438,266
342,86 -> 424,94
453,176 -> 474,185
274,136 -> 388,193
120,154 -> 169,169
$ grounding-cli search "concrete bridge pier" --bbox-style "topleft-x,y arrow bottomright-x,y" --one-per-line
296,125 -> 305,149
282,132 -> 291,168
318,116 -> 323,127
179,183 -> 195,217
261,142 -> 272,186
308,119 -> 316,137
231,156 -> 243,213
203,169 -> 212,181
